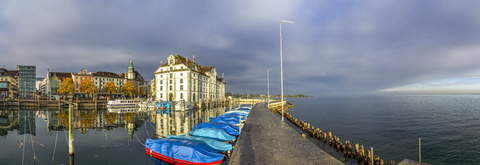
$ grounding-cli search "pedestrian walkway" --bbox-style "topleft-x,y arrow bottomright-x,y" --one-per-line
229,102 -> 343,165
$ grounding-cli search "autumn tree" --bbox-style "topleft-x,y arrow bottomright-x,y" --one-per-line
139,86 -> 145,97
57,77 -> 74,95
80,78 -> 98,98
105,81 -> 118,97
122,81 -> 136,98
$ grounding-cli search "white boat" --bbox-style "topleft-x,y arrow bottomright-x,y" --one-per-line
138,101 -> 157,109
108,107 -> 145,113
107,99 -> 139,107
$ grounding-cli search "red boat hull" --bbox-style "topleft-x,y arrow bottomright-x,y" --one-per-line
146,148 -> 223,165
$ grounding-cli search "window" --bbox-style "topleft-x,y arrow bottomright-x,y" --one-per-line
180,85 -> 183,90
180,79 -> 183,84
160,80 -> 163,84
194,85 -> 196,91
180,73 -> 183,76
169,80 -> 172,84
161,69 -> 163,72
170,60 -> 173,64
160,86 -> 163,90
170,73 -> 172,78
181,66 -> 183,69
169,86 -> 172,90
160,75 -> 163,78
180,93 -> 183,99
170,67 -> 173,71
160,93 -> 163,98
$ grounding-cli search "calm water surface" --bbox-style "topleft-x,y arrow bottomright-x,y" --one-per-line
285,95 -> 480,165
0,105 -> 229,165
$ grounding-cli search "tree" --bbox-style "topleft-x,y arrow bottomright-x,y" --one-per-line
122,81 -> 136,97
80,78 -> 98,98
57,77 -> 74,95
139,86 -> 145,97
105,81 -> 118,97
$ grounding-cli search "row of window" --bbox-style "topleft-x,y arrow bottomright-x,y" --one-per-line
0,78 -> 7,81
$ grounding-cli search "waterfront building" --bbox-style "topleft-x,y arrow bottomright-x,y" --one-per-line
122,61 -> 148,97
17,65 -> 36,98
92,61 -> 148,97
45,69 -> 72,97
35,78 -> 44,96
153,55 -> 226,103
150,79 -> 156,99
0,67 -> 18,98
92,71 -> 125,97
71,69 -> 96,97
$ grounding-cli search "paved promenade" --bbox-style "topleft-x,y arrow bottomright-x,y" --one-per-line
229,103 -> 343,165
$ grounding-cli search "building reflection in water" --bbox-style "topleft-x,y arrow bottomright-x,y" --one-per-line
0,107 -> 37,138
0,105 -> 226,140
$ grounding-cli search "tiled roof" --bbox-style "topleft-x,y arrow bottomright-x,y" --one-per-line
93,71 -> 124,78
50,72 -> 72,80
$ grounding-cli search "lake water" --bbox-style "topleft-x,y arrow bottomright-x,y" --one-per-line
0,105 -> 229,165
284,95 -> 480,165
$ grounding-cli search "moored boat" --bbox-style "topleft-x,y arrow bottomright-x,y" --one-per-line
166,135 -> 233,152
107,99 -> 139,107
188,128 -> 236,141
192,123 -> 239,136
145,138 -> 224,165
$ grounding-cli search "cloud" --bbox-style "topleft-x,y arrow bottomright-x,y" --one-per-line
2,0 -> 480,96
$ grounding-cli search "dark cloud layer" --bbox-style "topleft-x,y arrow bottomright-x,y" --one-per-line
2,0 -> 480,96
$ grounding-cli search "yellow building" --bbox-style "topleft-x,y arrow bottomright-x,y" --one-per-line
150,79 -> 155,99
0,68 -> 18,98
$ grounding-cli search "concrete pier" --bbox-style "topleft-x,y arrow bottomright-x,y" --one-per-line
229,102 -> 343,165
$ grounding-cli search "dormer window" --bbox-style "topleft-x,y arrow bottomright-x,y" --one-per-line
170,67 -> 173,71
170,60 -> 173,64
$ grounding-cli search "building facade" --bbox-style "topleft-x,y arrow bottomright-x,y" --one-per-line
17,65 -> 36,98
72,69 -> 93,93
0,68 -> 19,98
153,55 -> 226,103
92,71 -> 125,97
43,62 -> 148,98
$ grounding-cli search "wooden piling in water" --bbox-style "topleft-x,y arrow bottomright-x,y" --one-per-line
69,98 -> 74,156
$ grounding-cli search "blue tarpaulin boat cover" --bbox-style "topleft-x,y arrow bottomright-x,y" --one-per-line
192,123 -> 239,136
188,128 -> 236,141
145,138 -> 224,163
167,135 -> 233,152
225,110 -> 249,116
156,101 -> 172,109
209,117 -> 242,125
211,115 -> 245,121
222,113 -> 247,118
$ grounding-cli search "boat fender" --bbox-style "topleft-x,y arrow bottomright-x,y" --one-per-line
150,150 -> 152,157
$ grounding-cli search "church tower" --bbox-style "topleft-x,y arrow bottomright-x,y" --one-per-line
128,61 -> 135,79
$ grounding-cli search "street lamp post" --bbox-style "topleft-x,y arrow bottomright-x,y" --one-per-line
267,69 -> 271,106
279,19 -> 294,122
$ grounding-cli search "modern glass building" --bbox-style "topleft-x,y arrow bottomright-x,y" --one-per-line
17,65 -> 36,98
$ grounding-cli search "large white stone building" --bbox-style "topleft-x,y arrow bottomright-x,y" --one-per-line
153,55 -> 226,103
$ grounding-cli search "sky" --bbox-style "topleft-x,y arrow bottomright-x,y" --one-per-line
2,0 -> 480,96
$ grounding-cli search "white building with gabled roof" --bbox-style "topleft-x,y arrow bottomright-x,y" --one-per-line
153,54 -> 226,103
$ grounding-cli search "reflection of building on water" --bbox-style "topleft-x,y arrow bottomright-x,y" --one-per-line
0,110 -> 36,137
0,111 -> 19,137
1,108 -> 148,138
155,109 -> 206,138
